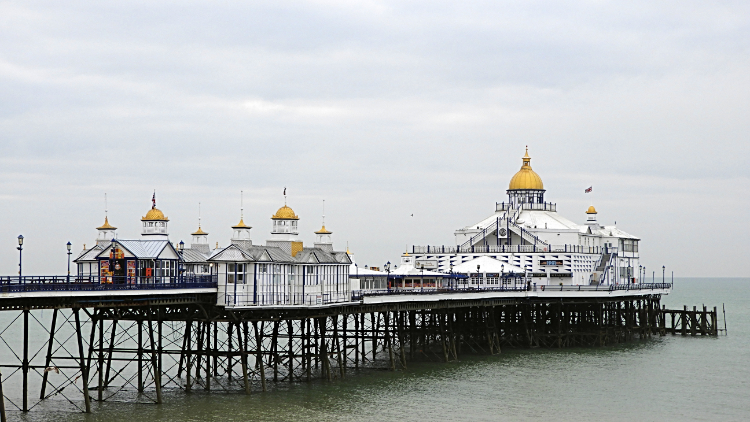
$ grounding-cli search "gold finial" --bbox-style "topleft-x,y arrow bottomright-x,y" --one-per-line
83,243 -> 86,250
346,241 -> 350,254
215,242 -> 219,249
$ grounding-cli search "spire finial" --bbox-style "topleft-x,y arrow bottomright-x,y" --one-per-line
198,202 -> 202,229
240,190 -> 244,220
152,190 -> 156,209
105,192 -> 108,218
283,187 -> 287,206
322,199 -> 325,227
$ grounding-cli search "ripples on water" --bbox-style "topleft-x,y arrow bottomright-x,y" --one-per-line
17,278 -> 750,422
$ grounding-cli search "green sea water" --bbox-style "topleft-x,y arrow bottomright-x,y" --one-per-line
12,278 -> 750,422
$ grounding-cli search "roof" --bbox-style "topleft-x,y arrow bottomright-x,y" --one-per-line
97,216 -> 116,230
142,207 -> 168,221
315,225 -> 332,234
181,248 -> 209,263
232,218 -> 251,229
272,205 -> 299,220
508,148 -> 544,190
599,226 -> 640,240
74,245 -> 103,262
110,240 -> 174,259
208,244 -> 351,264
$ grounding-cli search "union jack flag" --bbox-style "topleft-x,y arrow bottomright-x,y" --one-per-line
585,186 -> 593,193
152,192 -> 156,208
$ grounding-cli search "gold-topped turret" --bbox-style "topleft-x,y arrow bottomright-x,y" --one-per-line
232,218 -> 251,229
97,216 -> 117,230
315,225 -> 332,234
272,205 -> 299,220
508,147 -> 544,190
142,208 -> 169,221
192,226 -> 208,235
586,205 -> 598,214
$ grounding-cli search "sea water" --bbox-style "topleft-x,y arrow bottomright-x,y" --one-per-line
12,278 -> 750,422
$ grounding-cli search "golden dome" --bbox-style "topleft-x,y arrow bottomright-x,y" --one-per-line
315,225 -> 332,234
272,205 -> 299,220
508,147 -> 544,190
586,205 -> 597,214
192,226 -> 208,235
97,216 -> 117,230
142,208 -> 169,221
232,218 -> 251,229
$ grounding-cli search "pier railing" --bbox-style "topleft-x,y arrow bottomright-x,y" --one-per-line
0,274 -> 218,293
412,244 -> 604,254
352,282 -> 672,300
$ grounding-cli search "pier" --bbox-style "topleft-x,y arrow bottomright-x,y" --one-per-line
0,276 -> 694,416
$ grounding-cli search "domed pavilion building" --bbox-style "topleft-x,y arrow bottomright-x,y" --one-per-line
409,148 -> 641,287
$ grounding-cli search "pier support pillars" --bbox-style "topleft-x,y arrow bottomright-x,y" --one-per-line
73,308 -> 91,413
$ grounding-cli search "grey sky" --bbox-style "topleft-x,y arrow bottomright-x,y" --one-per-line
1,0 -> 748,276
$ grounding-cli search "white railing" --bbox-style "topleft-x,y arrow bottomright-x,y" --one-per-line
413,244 -> 603,254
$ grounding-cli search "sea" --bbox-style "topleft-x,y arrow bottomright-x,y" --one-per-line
10,277 -> 750,422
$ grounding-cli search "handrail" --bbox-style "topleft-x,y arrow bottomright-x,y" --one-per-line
352,282 -> 672,300
0,274 -> 218,293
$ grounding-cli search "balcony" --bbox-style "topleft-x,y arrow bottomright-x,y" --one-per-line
496,202 -> 557,212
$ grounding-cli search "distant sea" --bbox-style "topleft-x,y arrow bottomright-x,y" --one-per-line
13,278 -> 750,422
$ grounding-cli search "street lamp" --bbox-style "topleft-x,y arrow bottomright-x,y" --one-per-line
66,241 -> 72,284
501,264 -> 505,289
477,264 -> 481,290
17,235 -> 24,281
449,263 -> 454,290
639,264 -> 642,283
384,261 -> 391,292
419,263 -> 424,292
662,265 -> 665,284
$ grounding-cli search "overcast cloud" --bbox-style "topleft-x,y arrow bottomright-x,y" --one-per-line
1,0 -> 748,276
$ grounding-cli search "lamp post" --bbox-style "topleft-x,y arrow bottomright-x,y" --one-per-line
501,264 -> 505,289
639,264 -> 642,283
449,263 -> 454,290
662,265 -> 665,284
17,235 -> 24,282
66,241 -> 72,284
385,261 -> 391,292
477,264 -> 481,290
419,263 -> 424,293
178,241 -> 185,283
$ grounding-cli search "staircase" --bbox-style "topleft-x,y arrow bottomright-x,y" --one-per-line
590,249 -> 615,284
459,206 -> 548,249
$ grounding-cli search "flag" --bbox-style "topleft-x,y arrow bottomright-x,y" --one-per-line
152,192 -> 156,208
585,186 -> 593,193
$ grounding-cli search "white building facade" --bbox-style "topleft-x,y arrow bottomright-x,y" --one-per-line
410,148 -> 641,286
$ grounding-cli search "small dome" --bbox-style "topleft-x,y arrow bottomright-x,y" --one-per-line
142,208 -> 169,221
97,216 -> 117,230
508,148 -> 544,190
192,226 -> 208,236
232,218 -> 251,229
272,205 -> 299,220
315,225 -> 332,234
586,206 -> 597,214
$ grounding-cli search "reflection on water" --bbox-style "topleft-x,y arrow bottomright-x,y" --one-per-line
9,278 -> 750,422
